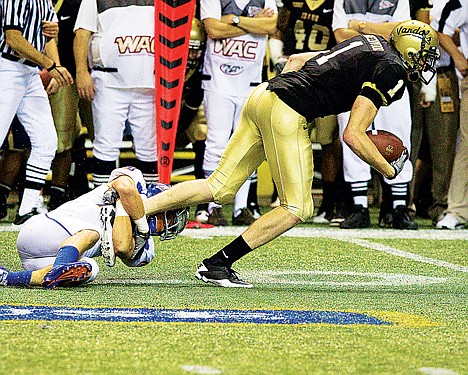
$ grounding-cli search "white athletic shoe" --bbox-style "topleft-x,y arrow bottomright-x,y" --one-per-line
312,211 -> 329,224
436,213 -> 465,230
195,210 -> 209,224
100,205 -> 116,267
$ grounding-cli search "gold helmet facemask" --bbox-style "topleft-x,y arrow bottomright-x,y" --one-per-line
390,20 -> 440,84
185,18 -> 206,82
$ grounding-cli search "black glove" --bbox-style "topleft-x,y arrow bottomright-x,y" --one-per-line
132,230 -> 150,260
388,148 -> 409,179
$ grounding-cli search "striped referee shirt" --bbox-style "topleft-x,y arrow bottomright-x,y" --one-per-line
0,0 -> 58,55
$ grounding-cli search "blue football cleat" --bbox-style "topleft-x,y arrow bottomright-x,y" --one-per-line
41,262 -> 92,289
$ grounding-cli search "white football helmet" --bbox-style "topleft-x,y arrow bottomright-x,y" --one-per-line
390,20 -> 440,84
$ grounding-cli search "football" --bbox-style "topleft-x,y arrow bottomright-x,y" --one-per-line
366,129 -> 406,163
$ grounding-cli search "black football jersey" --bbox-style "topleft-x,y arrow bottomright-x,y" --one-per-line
267,34 -> 407,122
282,0 -> 336,53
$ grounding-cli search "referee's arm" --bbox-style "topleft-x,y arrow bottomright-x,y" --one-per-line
5,29 -> 73,86
4,29 -> 54,68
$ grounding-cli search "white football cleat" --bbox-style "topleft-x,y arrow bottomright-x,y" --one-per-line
100,205 -> 116,267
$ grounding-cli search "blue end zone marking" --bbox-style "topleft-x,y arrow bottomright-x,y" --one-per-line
0,305 -> 390,325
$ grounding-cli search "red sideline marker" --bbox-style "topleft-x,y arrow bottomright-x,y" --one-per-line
154,0 -> 196,183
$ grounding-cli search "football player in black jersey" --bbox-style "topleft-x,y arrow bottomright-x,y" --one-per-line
145,20 -> 440,288
274,0 -> 351,226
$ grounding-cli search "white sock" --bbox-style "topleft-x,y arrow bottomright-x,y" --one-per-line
19,188 -> 40,215
233,179 -> 250,215
353,196 -> 368,208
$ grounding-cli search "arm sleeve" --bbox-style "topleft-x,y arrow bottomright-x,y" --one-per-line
391,0 -> 411,22
74,0 -> 98,33
332,0 -> 349,31
200,0 -> 222,21
360,62 -> 406,107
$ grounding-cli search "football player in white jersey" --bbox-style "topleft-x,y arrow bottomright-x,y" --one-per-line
74,0 -> 158,187
200,0 -> 278,226
0,167 -> 188,289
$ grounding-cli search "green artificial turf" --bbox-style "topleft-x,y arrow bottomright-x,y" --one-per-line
0,217 -> 466,375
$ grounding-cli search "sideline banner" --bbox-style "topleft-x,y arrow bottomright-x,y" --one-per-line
155,0 -> 196,183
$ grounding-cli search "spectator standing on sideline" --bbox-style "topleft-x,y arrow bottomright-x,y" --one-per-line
332,0 -> 419,230
144,21 -> 439,287
408,0 -> 460,224
46,0 -> 92,210
74,0 -> 158,188
0,0 -> 73,225
434,0 -> 468,230
200,0 -> 278,226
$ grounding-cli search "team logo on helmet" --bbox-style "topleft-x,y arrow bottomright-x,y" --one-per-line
390,20 -> 440,84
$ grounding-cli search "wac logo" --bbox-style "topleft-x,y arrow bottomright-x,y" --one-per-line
115,35 -> 155,54
220,64 -> 244,75
214,39 -> 258,59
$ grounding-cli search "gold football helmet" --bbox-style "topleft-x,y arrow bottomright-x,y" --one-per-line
390,20 -> 440,84
185,18 -> 206,82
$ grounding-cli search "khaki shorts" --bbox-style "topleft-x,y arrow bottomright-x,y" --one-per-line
49,84 -> 93,152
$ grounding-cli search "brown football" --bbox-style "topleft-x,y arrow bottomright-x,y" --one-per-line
39,68 -> 52,88
366,130 -> 406,163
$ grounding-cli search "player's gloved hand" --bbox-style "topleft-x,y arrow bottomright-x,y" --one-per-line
132,230 -> 150,260
103,188 -> 119,205
388,148 -> 409,179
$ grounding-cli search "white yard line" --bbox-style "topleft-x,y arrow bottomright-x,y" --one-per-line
99,271 -> 448,287
180,226 -> 468,240
1,224 -> 467,239
341,238 -> 468,273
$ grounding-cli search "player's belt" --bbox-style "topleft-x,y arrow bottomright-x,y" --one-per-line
1,53 -> 38,67
92,66 -> 118,73
202,74 -> 260,86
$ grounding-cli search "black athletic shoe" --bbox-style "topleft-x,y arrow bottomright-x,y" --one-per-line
232,208 -> 256,226
207,207 -> 228,227
378,211 -> 393,228
392,205 -> 419,230
339,205 -> 371,229
13,208 -> 39,226
195,259 -> 253,288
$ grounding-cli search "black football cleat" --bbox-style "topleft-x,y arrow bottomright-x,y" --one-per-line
392,205 -> 419,230
13,208 -> 39,226
195,259 -> 253,288
339,205 -> 371,229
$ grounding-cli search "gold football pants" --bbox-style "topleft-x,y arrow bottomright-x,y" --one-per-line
207,83 -> 314,221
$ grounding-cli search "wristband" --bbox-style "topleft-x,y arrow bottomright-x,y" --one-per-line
46,62 -> 57,72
